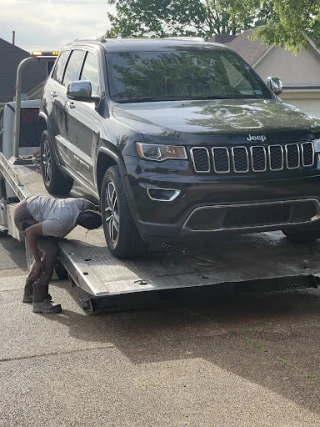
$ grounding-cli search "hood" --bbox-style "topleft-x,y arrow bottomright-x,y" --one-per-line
112,98 -> 320,137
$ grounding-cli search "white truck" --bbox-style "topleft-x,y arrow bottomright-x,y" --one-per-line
0,55 -> 319,313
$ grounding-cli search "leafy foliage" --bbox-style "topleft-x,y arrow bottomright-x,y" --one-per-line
105,0 -> 320,52
246,0 -> 320,53
105,0 -> 272,38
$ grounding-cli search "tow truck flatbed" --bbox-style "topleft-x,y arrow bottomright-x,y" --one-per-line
1,152 -> 319,312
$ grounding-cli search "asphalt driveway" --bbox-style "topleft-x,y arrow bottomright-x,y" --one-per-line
0,235 -> 319,427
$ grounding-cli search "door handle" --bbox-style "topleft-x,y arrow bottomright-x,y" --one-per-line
66,101 -> 75,109
50,91 -> 57,98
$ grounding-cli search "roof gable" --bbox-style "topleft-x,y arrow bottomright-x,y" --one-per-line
0,38 -> 48,103
227,29 -> 270,65
208,35 -> 237,44
0,37 -> 32,56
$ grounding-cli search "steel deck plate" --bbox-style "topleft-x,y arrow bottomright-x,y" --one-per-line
60,227 -> 320,296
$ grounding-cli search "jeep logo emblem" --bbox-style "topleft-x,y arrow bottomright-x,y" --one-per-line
247,134 -> 267,142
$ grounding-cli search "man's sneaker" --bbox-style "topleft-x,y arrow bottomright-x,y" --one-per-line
33,301 -> 62,314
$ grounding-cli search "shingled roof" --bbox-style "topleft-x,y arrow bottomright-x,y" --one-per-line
0,38 -> 47,104
225,29 -> 270,65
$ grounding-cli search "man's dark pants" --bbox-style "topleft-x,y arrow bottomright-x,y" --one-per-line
13,199 -> 59,301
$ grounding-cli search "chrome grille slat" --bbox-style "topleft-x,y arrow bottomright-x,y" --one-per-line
190,147 -> 210,173
212,147 -> 230,173
268,145 -> 284,171
251,146 -> 267,172
232,146 -> 249,173
285,143 -> 300,169
301,142 -> 314,167
191,142 -> 314,174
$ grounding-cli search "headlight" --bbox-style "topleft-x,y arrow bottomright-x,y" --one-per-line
136,143 -> 187,161
313,138 -> 320,153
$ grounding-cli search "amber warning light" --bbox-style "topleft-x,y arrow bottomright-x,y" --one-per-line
31,51 -> 59,56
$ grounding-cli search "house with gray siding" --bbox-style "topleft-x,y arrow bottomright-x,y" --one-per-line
210,30 -> 320,119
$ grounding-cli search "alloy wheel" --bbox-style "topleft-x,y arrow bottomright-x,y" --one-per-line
104,181 -> 120,243
42,139 -> 52,185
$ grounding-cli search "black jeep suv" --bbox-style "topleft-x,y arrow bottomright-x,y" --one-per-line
39,37 -> 320,258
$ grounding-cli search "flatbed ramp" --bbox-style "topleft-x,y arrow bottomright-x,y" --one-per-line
63,227 -> 320,296
1,153 -> 320,312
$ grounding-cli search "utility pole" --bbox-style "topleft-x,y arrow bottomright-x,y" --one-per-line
12,31 -> 15,45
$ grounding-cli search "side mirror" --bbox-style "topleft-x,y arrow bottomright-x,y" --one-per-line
266,77 -> 283,96
67,80 -> 100,105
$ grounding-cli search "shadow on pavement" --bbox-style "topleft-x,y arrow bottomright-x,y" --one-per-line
47,283 -> 320,415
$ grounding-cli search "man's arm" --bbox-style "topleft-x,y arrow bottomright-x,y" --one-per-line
25,223 -> 45,278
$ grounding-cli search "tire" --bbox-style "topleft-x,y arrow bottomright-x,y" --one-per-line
282,229 -> 320,244
101,166 -> 148,258
40,130 -> 73,195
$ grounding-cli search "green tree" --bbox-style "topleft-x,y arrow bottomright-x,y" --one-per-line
105,0 -> 273,38
237,0 -> 320,53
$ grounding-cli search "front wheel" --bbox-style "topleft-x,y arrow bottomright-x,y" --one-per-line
40,130 -> 73,195
101,166 -> 148,258
282,229 -> 320,243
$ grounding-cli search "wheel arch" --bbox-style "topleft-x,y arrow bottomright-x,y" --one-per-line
38,113 -> 48,138
96,147 -> 139,227
96,146 -> 130,195
96,149 -> 118,196
38,113 -> 62,169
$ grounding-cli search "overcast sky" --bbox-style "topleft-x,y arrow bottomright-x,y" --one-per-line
0,0 -> 114,53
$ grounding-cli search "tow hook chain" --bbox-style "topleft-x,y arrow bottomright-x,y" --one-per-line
160,243 -> 215,266
160,242 -> 189,255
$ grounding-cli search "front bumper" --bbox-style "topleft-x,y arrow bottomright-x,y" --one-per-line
124,156 -> 320,241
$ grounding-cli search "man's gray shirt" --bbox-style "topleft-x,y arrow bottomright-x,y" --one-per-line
27,196 -> 95,237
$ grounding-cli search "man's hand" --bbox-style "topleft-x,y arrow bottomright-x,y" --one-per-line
32,260 -> 45,279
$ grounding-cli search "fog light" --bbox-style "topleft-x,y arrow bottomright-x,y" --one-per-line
147,188 -> 180,201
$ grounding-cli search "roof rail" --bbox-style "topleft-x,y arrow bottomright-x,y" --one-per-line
73,36 -> 107,43
165,37 -> 205,42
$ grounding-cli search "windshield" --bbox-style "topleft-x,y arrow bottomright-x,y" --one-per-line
106,48 -> 273,103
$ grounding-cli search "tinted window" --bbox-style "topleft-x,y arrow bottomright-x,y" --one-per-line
80,52 -> 100,96
106,48 -> 272,103
52,51 -> 70,84
63,50 -> 85,88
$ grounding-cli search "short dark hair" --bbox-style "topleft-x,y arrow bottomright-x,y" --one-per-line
77,210 -> 102,230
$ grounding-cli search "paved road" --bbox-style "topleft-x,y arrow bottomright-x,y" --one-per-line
0,235 -> 319,427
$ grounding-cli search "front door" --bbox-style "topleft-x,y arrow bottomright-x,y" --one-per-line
44,49 -> 70,160
55,49 -> 85,174
64,50 -> 102,189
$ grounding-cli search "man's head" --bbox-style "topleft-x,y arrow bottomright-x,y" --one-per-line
76,210 -> 102,230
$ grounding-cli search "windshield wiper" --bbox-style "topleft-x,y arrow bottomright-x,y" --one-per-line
119,97 -> 180,103
117,94 -> 260,103
199,95 -> 258,100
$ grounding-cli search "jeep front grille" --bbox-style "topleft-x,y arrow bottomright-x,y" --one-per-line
190,142 -> 315,174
